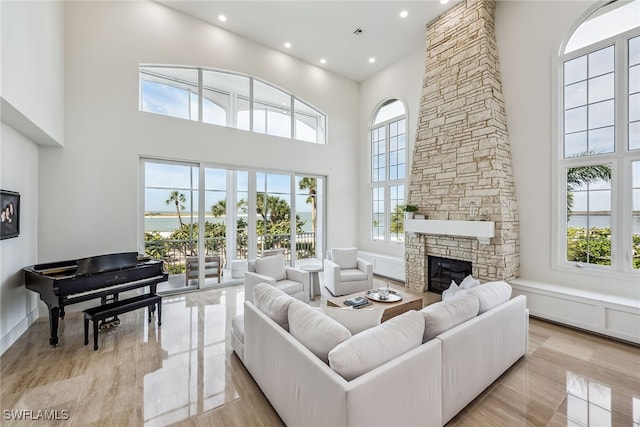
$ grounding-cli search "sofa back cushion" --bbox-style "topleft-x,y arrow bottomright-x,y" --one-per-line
328,310 -> 425,381
330,248 -> 358,269
322,306 -> 384,335
288,300 -> 352,363
253,283 -> 297,330
255,254 -> 287,281
467,281 -> 512,314
420,293 -> 480,342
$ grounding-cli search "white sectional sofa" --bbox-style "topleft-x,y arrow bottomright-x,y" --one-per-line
231,282 -> 528,427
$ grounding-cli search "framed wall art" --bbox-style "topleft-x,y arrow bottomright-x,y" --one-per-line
1,190 -> 20,240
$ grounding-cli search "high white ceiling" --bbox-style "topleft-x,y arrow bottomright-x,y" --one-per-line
157,1 -> 462,82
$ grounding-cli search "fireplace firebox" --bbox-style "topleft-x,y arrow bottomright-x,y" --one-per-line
427,256 -> 472,294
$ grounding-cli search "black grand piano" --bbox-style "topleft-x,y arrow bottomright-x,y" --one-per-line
24,251 -> 168,346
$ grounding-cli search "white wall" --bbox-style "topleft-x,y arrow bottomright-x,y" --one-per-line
37,1 -> 360,263
496,1 -> 638,300
357,48 -> 425,259
0,124 -> 39,354
0,0 -> 64,145
0,0 -> 63,355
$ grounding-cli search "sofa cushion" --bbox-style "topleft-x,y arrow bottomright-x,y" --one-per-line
253,283 -> 297,330
231,313 -> 244,343
328,310 -> 425,381
420,293 -> 480,342
467,281 -> 512,314
255,254 -> 287,281
288,300 -> 351,363
275,279 -> 304,295
322,306 -> 383,335
339,269 -> 368,282
331,248 -> 358,269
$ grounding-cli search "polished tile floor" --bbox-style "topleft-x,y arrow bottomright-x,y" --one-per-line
1,280 -> 638,426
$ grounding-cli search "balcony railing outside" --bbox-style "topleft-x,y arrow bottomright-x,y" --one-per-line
144,232 -> 316,274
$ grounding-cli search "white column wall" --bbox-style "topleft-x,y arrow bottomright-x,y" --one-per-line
37,1 -> 360,262
1,0 -> 63,354
0,124 -> 39,354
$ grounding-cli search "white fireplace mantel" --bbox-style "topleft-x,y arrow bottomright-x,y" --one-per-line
404,219 -> 495,244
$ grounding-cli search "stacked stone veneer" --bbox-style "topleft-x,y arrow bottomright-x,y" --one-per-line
405,0 -> 519,292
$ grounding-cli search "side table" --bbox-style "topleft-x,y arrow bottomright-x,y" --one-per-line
231,259 -> 248,279
300,264 -> 322,301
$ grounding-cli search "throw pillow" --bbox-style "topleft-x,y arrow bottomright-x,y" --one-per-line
460,274 -> 481,290
442,281 -> 464,302
420,293 -> 480,342
328,310 -> 425,381
331,248 -> 358,269
253,283 -> 297,330
254,254 -> 287,281
322,306 -> 384,335
288,300 -> 351,364
467,281 -> 512,314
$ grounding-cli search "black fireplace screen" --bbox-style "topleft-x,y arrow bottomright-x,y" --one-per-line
427,256 -> 472,294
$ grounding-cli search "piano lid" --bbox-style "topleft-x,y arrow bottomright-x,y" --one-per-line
76,252 -> 139,276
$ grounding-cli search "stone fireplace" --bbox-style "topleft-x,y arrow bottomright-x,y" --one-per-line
405,0 -> 520,292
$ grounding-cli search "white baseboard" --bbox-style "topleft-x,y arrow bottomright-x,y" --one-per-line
0,307 -> 39,356
358,251 -> 405,282
510,279 -> 640,345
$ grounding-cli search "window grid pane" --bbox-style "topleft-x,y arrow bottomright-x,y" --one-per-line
563,46 -> 616,157
633,161 -> 640,269
566,165 -> 612,266
372,187 -> 385,240
371,127 -> 386,183
389,118 -> 407,181
631,36 -> 640,150
389,184 -> 405,242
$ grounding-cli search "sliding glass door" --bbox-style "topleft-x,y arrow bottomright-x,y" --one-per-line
141,159 -> 325,290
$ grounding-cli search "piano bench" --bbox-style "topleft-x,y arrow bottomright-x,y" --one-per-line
83,293 -> 162,351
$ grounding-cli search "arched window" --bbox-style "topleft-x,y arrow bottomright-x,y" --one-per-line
139,66 -> 327,144
555,0 -> 640,275
369,99 -> 407,243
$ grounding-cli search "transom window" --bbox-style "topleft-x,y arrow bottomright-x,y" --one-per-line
139,66 -> 326,144
556,0 -> 640,275
369,99 -> 407,243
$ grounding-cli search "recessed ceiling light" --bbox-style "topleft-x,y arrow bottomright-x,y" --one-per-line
320,58 -> 327,64
400,10 -> 408,18
369,57 -> 376,63
440,0 -> 449,4
218,14 -> 227,22
284,42 -> 292,49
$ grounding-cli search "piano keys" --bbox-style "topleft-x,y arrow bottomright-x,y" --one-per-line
23,251 -> 168,346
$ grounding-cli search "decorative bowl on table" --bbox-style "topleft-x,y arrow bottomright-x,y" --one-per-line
365,288 -> 402,303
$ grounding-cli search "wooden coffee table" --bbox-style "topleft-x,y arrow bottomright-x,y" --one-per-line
326,290 -> 422,323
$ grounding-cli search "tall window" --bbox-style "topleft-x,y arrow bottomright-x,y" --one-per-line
370,99 -> 407,243
140,66 -> 326,144
557,0 -> 640,275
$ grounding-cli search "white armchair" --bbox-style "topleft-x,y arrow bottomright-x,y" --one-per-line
324,248 -> 373,296
244,253 -> 309,303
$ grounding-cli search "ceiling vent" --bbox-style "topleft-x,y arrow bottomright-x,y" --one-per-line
353,28 -> 364,36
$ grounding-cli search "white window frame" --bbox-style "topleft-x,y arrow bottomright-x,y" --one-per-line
368,99 -> 408,246
552,8 -> 640,280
